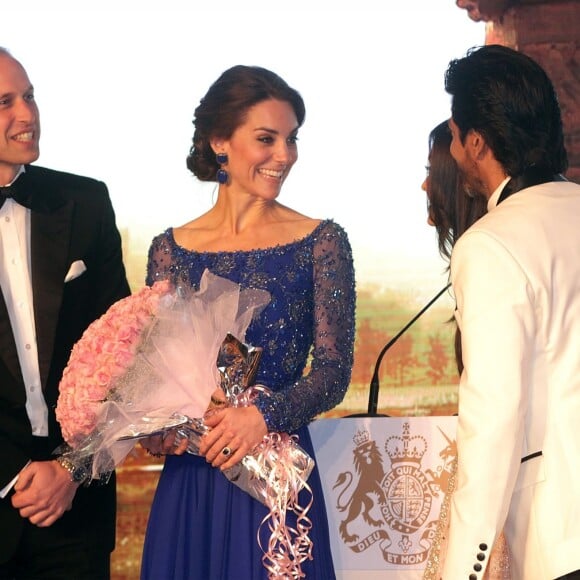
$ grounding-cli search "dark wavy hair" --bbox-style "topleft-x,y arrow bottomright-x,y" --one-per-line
426,121 -> 488,374
445,44 -> 568,177
427,121 -> 488,261
186,65 -> 306,182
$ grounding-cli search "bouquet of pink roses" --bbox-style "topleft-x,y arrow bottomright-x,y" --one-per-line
56,279 -> 170,449
55,269 -> 270,478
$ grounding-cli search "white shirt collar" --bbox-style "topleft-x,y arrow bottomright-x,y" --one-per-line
1,165 -> 25,187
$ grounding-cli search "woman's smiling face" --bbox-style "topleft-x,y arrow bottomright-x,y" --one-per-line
219,98 -> 299,200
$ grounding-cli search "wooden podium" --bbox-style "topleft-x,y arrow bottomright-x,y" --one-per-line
308,416 -> 457,579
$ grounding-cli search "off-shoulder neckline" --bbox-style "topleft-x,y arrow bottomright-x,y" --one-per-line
165,219 -> 332,256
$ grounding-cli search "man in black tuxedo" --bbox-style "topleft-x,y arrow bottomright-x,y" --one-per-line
0,47 -> 130,578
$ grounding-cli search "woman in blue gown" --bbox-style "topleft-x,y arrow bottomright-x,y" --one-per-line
140,65 -> 355,579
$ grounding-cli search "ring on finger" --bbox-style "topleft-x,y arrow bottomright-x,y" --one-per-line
222,446 -> 232,457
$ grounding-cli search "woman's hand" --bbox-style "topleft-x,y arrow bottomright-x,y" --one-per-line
206,387 -> 227,413
140,428 -> 189,457
199,405 -> 268,470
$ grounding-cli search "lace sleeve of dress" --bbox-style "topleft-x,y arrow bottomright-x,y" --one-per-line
145,230 -> 175,287
255,221 -> 356,433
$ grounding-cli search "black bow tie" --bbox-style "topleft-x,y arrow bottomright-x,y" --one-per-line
0,176 -> 33,209
0,185 -> 16,208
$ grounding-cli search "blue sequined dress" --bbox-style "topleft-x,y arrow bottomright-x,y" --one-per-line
140,219 -> 355,580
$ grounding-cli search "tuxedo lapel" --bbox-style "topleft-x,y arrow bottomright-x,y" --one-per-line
0,285 -> 22,382
31,203 -> 74,389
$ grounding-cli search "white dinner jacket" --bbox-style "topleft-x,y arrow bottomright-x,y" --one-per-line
441,179 -> 580,579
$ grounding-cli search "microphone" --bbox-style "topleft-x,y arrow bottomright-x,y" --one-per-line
345,283 -> 451,418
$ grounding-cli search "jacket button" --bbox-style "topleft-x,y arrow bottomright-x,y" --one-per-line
474,563 -> 482,572
477,552 -> 486,561
479,543 -> 488,551
469,575 -> 477,580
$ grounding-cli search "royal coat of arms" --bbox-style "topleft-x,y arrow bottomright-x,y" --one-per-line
309,416 -> 457,574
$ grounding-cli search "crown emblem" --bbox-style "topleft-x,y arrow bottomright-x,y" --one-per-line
353,429 -> 370,447
385,422 -> 427,464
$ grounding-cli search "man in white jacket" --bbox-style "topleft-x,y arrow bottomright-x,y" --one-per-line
441,44 -> 580,580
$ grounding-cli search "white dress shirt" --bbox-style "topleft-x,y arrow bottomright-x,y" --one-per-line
0,167 -> 48,497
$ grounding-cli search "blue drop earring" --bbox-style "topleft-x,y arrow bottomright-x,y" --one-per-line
216,152 -> 228,184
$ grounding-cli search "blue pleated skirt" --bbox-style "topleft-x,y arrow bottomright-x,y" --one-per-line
140,427 -> 336,579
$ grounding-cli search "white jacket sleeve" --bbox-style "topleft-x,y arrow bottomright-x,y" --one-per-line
442,228 -> 535,578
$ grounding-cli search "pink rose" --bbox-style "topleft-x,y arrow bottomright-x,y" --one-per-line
56,281 -> 172,448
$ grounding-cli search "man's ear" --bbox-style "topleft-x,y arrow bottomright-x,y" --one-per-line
467,129 -> 488,161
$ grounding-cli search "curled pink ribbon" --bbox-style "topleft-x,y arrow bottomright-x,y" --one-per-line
230,386 -> 315,579
255,432 -> 314,579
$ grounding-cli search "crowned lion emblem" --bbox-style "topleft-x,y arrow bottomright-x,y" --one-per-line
333,430 -> 386,543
